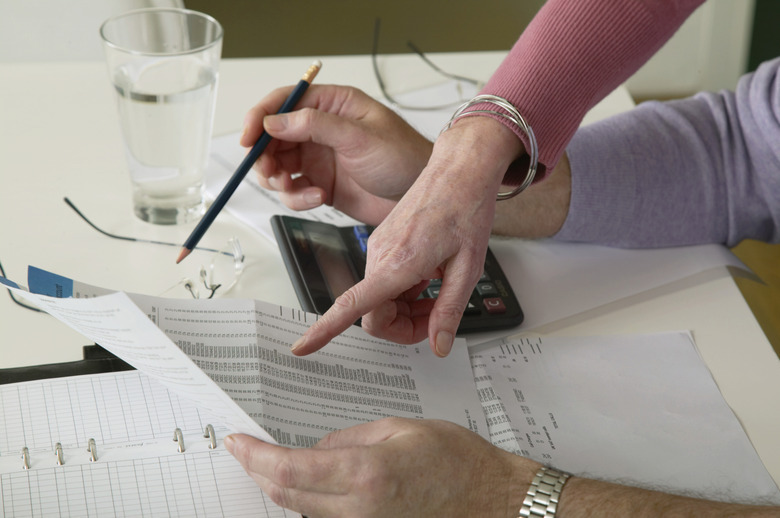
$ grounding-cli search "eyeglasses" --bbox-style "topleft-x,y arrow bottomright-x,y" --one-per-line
63,197 -> 245,299
158,236 -> 244,299
371,18 -> 483,111
0,197 -> 245,310
2,198 -> 245,310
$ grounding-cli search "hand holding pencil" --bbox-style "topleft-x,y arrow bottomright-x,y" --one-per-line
243,84 -> 434,226
183,70 -> 466,360
177,60 -> 322,264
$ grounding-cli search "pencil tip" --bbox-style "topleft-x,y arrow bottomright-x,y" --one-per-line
176,248 -> 191,264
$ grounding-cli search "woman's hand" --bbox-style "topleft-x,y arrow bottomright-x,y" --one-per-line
246,85 -> 528,356
290,116 -> 525,356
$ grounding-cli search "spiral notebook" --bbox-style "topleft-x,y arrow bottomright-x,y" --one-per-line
0,370 -> 296,517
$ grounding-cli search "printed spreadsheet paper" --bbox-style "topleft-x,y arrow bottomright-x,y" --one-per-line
0,269 -> 483,517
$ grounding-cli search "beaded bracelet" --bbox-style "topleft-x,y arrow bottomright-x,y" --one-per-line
441,94 -> 538,201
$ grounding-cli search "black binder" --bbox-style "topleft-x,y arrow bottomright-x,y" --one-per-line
0,344 -> 134,385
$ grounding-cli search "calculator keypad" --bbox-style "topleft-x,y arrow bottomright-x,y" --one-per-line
423,271 -> 507,315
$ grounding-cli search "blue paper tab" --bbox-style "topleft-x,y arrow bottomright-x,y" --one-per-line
28,266 -> 74,298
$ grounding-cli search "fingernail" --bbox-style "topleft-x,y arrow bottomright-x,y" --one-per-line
224,435 -> 235,453
264,113 -> 289,132
434,331 -> 453,357
303,190 -> 322,207
268,175 -> 282,190
240,114 -> 251,143
291,336 -> 306,354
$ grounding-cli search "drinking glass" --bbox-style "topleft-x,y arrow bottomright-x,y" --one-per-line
100,8 -> 223,225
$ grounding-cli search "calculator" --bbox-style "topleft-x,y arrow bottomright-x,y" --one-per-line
271,215 -> 524,334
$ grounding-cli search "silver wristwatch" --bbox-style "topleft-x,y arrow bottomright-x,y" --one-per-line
518,466 -> 571,517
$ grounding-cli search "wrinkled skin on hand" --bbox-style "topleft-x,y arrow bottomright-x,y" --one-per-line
243,85 -> 523,356
288,117 -> 523,357
225,417 -> 538,518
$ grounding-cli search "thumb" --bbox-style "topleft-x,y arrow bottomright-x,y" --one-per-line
264,108 -> 362,151
262,112 -> 291,132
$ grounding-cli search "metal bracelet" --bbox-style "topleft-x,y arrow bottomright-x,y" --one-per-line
519,466 -> 571,517
441,94 -> 539,201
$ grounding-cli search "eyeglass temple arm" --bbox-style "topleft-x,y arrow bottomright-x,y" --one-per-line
64,197 -> 137,243
405,41 -> 481,86
63,197 -> 229,255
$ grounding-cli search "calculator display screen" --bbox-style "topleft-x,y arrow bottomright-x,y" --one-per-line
305,227 -> 358,299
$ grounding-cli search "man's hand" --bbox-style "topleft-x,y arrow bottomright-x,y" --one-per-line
227,416 -> 780,518
243,84 -> 433,226
225,417 -> 538,518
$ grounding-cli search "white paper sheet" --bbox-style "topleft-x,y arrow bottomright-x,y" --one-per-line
127,292 -> 485,444
485,238 -> 747,336
470,332 -> 780,503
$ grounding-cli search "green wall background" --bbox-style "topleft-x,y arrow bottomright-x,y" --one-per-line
190,0 -> 777,73
185,1 -> 544,58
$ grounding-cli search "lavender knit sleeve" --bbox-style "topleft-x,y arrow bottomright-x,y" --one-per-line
554,57 -> 780,248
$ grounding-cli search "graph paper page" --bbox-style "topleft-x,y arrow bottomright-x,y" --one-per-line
0,370 -> 297,518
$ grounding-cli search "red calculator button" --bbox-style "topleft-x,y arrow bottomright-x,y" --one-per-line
482,297 -> 507,314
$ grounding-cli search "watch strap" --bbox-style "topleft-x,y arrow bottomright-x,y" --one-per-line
519,466 -> 570,517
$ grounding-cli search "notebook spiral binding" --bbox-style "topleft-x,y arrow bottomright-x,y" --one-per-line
21,447 -> 30,470
173,428 -> 185,453
87,437 -> 98,462
20,425 -> 217,470
55,443 -> 64,466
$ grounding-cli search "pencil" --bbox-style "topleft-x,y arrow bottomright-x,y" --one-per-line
176,60 -> 322,264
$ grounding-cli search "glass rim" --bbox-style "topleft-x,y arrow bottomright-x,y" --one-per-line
99,7 -> 223,58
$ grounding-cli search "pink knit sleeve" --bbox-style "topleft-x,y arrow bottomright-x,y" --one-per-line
480,0 -> 706,178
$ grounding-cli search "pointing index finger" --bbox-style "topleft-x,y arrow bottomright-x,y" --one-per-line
291,272 -> 415,355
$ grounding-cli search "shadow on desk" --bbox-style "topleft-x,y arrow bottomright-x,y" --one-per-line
0,345 -> 133,385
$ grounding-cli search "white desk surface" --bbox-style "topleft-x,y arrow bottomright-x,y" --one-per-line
2,52 -> 779,486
